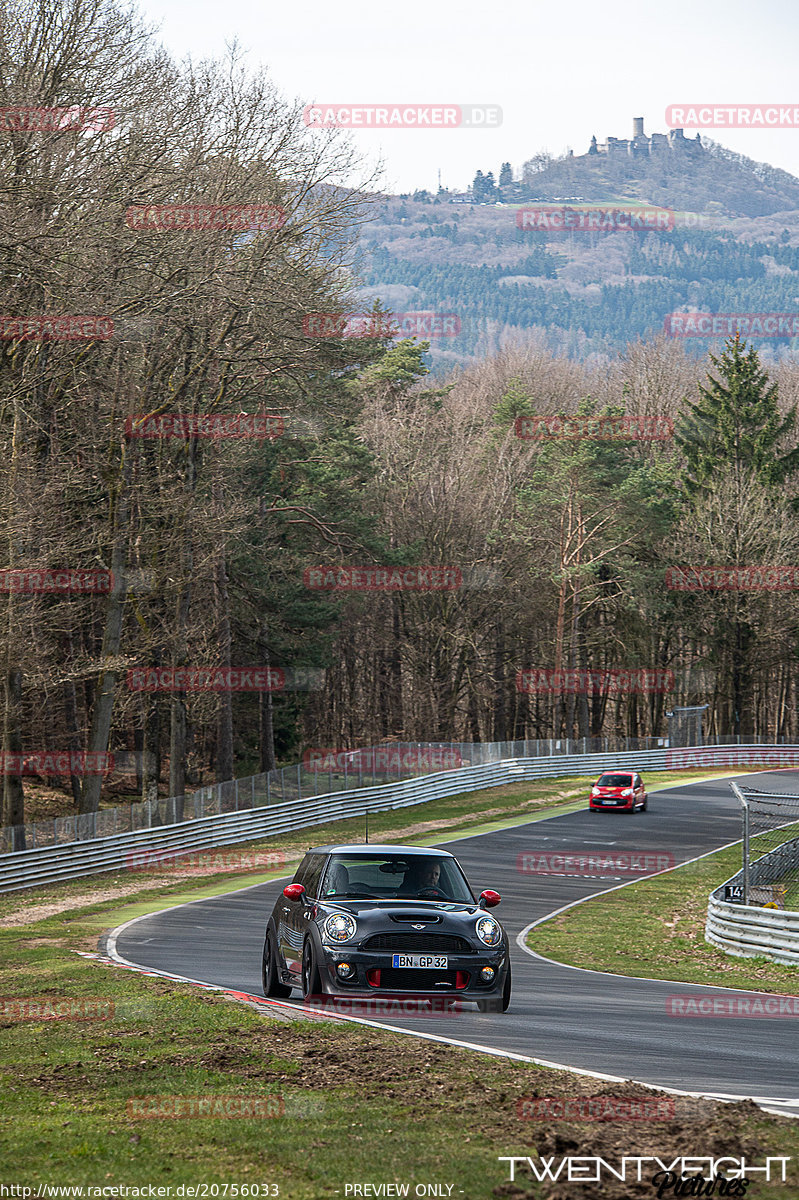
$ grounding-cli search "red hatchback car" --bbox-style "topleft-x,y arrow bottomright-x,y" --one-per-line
589,769 -> 647,813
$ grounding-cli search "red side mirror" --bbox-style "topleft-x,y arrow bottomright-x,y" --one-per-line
480,889 -> 501,908
283,883 -> 306,902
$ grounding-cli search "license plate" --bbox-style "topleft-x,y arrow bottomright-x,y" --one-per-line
392,954 -> 448,969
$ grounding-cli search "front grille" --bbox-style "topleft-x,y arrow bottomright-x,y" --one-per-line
361,933 -> 473,953
374,968 -> 462,991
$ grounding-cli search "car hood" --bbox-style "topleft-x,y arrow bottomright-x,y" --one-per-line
318,900 -> 501,937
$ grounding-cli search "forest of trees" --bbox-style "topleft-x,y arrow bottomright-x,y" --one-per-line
4,0 -> 799,833
363,223 -> 799,359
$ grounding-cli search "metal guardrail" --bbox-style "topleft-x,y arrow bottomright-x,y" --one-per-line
1,735 -> 673,853
4,742 -> 799,895
706,890 -> 799,965
0,748 -> 671,893
705,779 -> 799,965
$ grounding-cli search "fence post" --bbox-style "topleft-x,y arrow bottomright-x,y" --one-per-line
267,774 -> 271,805
731,782 -> 749,905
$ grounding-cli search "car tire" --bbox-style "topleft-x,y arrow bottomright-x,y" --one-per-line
477,963 -> 511,1013
302,938 -> 323,1001
641,795 -> 648,811
262,930 -> 292,999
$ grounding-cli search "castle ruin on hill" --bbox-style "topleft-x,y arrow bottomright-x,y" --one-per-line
585,117 -> 703,158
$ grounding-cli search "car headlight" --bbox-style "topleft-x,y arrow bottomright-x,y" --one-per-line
591,787 -> 599,795
622,788 -> 633,797
475,915 -> 502,947
323,913 -> 357,943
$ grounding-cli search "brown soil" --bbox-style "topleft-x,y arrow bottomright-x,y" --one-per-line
19,1015 -> 773,1199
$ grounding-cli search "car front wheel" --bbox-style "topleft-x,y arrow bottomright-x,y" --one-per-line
262,931 -> 292,999
302,938 -> 323,1001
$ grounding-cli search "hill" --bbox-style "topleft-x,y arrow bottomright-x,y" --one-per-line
354,138 -> 799,368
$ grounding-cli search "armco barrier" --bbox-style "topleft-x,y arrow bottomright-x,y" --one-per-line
706,888 -> 799,966
2,744 -> 798,894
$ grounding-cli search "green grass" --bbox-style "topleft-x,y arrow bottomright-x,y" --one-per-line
0,879 -> 796,1198
1,767 -> 798,1195
527,841 -> 799,991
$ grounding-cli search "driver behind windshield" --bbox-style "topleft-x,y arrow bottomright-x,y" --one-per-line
401,860 -> 445,896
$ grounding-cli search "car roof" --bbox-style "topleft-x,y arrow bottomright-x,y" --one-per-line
597,768 -> 637,775
305,843 -> 455,857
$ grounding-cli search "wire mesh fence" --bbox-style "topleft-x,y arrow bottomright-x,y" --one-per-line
0,735 -> 673,853
732,783 -> 799,911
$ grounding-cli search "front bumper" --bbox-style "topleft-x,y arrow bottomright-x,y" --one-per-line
589,796 -> 634,810
316,944 -> 508,1001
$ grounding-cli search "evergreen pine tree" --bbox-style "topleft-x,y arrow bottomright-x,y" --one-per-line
675,332 -> 799,502
499,162 -> 513,188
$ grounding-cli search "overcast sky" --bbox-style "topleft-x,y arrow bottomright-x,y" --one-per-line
136,0 -> 799,194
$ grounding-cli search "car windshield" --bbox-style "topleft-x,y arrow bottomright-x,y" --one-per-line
320,853 -> 474,902
597,774 -> 633,787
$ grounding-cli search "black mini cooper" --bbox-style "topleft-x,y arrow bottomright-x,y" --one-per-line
261,843 -> 511,1012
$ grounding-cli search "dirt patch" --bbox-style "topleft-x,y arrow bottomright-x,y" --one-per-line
20,1019 -> 773,1198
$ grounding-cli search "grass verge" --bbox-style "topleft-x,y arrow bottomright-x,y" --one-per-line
527,842 -> 799,992
2,766 -> 797,1197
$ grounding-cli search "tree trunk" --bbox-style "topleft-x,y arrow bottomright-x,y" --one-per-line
80,448 -> 132,812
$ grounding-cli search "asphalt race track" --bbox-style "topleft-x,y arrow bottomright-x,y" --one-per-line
109,770 -> 799,1116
